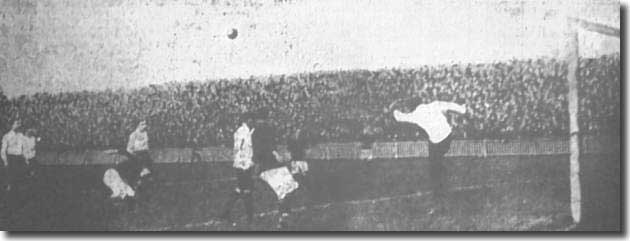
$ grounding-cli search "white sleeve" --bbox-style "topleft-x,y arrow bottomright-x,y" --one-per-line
393,110 -> 415,124
1,135 -> 7,162
434,101 -> 466,114
126,133 -> 135,154
233,131 -> 242,152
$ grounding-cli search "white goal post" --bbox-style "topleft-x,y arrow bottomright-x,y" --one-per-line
566,17 -> 619,224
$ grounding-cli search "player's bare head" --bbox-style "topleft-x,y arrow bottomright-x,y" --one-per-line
137,120 -> 147,131
241,112 -> 254,126
25,128 -> 37,137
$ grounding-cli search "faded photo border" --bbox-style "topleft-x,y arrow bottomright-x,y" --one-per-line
0,0 -> 624,235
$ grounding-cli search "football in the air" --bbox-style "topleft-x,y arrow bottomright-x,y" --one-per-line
227,28 -> 238,39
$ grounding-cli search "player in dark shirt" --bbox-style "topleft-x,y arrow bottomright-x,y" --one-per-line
287,128 -> 310,186
287,128 -> 307,161
252,119 -> 282,172
252,114 -> 302,230
274,127 -> 313,230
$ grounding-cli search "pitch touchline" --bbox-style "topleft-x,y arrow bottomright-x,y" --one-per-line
143,180 -> 538,231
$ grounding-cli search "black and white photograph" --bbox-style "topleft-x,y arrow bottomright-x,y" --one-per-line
0,0 -> 621,232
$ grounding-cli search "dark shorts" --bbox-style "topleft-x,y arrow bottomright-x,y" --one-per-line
116,158 -> 143,185
26,158 -> 38,166
7,154 -> 27,185
235,168 -> 254,193
256,152 -> 282,172
428,133 -> 454,160
426,134 -> 453,197
133,150 -> 153,169
26,158 -> 39,174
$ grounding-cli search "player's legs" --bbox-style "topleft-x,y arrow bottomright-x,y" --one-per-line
7,155 -> 26,192
6,155 -> 27,224
243,189 -> 254,224
279,160 -> 312,230
135,151 -> 153,182
137,151 -> 153,170
124,194 -> 137,211
220,169 -> 243,221
8,155 -> 28,192
428,134 -> 453,213
437,134 -> 453,193
428,143 -> 444,198
276,174 -> 306,231
220,190 -> 239,223
26,158 -> 39,178
240,167 -> 255,224
122,150 -> 151,185
6,155 -> 16,192
221,168 -> 254,224
118,158 -> 143,190
277,197 -> 290,230
293,172 -> 313,202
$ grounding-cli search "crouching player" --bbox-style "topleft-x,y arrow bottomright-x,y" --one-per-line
103,161 -> 136,200
255,121 -> 309,230
102,149 -> 143,209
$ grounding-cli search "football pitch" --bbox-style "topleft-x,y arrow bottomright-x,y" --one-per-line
0,154 -> 620,231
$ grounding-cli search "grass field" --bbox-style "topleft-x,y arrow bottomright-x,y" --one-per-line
0,154 -> 620,231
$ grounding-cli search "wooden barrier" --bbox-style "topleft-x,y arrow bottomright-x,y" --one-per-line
36,136 -> 618,165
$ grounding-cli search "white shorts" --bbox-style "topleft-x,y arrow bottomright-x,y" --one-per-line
290,160 -> 309,175
259,166 -> 299,200
103,168 -> 136,199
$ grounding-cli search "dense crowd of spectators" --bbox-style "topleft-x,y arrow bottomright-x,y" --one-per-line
0,54 -> 620,150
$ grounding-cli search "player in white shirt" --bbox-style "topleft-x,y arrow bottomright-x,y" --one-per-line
1,120 -> 27,223
102,120 -> 152,205
1,120 -> 26,192
393,100 -> 466,213
102,120 -> 151,209
220,114 -> 256,225
126,120 -> 153,187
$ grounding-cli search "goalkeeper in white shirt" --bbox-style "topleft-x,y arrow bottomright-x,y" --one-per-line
392,100 -> 467,213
